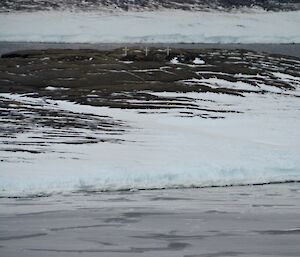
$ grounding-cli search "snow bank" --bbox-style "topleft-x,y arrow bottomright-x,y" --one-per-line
0,10 -> 300,43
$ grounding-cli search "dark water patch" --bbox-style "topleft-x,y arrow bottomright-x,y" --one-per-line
2,202 -> 50,206
82,239 -> 117,246
256,228 -> 300,235
74,207 -> 106,211
96,241 -> 116,246
185,251 -> 244,257
15,210 -> 65,216
28,242 -> 190,253
134,231 -> 239,241
50,224 -> 122,231
151,196 -> 192,201
122,211 -> 172,218
252,204 -> 295,207
103,197 -> 135,202
213,232 -> 239,237
132,233 -> 208,241
130,242 -> 190,252
264,193 -> 281,196
28,248 -> 133,253
105,217 -> 138,224
204,210 -> 230,214
0,233 -> 48,241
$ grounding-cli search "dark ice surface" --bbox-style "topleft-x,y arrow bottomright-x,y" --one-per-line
1,42 -> 300,58
1,183 -> 300,257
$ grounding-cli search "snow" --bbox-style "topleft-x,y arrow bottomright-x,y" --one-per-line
272,72 -> 300,82
0,83 -> 300,197
181,78 -> 259,91
0,10 -> 300,43
193,57 -> 205,65
45,86 -> 69,91
170,57 -> 179,64
119,61 -> 134,64
257,83 -> 283,93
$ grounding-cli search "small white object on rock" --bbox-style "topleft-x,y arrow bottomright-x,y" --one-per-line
170,57 -> 179,64
193,57 -> 205,65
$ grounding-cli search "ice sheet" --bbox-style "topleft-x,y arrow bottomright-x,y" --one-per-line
0,10 -> 300,43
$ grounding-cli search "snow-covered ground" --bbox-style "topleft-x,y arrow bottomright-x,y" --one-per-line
1,47 -> 300,197
1,68 -> 300,197
0,10 -> 300,43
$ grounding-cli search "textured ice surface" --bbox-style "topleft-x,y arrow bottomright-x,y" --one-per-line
1,183 -> 300,257
0,10 -> 300,43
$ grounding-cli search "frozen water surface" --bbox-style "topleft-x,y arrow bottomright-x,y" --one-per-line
0,10 -> 300,43
0,183 -> 300,257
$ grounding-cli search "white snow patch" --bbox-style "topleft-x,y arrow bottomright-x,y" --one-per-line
45,86 -> 69,91
170,57 -> 179,64
272,72 -> 300,82
182,78 -> 259,91
258,83 -> 283,93
119,61 -> 134,64
202,78 -> 259,91
193,57 -> 205,65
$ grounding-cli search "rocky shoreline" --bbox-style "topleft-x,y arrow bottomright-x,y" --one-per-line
1,0 -> 300,12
